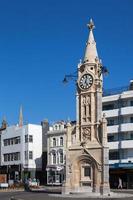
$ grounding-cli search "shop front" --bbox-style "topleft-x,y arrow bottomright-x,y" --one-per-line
0,165 -> 22,182
109,163 -> 133,189
46,165 -> 64,185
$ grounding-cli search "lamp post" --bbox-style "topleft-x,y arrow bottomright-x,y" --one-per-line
62,66 -> 108,84
62,70 -> 77,84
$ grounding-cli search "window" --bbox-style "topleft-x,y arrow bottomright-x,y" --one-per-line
84,166 -> 91,177
7,140 -> 10,146
130,101 -> 133,106
108,135 -> 115,142
4,140 -> 8,146
109,151 -> 119,160
25,151 -> 28,160
53,138 -> 56,147
4,154 -> 8,162
121,100 -> 127,107
11,139 -> 14,145
14,137 -> 20,144
25,135 -> 33,143
11,154 -> 13,161
130,117 -> 133,123
3,152 -> 20,162
25,135 -> 28,143
29,135 -> 33,142
7,154 -> 10,161
60,137 -> 63,146
53,153 -> 56,164
103,104 -> 114,111
130,133 -> 133,140
3,137 -> 21,146
14,152 -> 20,161
107,119 -> 115,126
29,151 -> 33,159
25,151 -> 33,160
60,152 -> 63,164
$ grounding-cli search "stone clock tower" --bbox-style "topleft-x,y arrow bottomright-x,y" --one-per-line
63,19 -> 110,195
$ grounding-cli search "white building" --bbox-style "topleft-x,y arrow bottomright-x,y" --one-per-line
46,121 -> 67,185
102,80 -> 133,189
0,123 -> 42,182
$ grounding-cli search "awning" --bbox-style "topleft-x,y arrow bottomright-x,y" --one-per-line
46,165 -> 64,171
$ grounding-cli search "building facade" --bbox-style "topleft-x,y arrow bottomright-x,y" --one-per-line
103,80 -> 133,189
41,119 -> 49,184
0,124 -> 42,182
46,121 -> 67,185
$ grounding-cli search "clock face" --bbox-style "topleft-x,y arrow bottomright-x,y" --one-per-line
79,74 -> 93,90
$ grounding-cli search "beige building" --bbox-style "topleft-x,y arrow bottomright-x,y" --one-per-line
63,19 -> 110,195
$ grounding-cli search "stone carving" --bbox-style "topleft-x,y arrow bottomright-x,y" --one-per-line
68,163 -> 72,173
83,95 -> 90,106
82,127 -> 91,141
82,96 -> 91,122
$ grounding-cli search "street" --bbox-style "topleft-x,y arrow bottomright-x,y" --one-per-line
1,190 -> 133,200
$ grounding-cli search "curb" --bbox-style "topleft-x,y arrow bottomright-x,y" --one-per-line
10,197 -> 24,200
0,189 -> 24,193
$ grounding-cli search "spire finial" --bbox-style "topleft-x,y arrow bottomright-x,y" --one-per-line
19,105 -> 23,127
87,19 -> 95,30
1,116 -> 7,129
84,19 -> 98,63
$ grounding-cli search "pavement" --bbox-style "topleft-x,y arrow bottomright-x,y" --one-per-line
1,187 -> 133,200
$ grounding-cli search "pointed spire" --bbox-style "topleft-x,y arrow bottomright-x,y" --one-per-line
19,105 -> 23,127
1,116 -> 7,129
84,19 -> 98,63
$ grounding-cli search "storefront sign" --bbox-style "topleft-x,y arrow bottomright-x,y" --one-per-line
110,163 -> 133,169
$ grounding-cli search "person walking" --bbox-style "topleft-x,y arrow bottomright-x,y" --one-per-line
118,177 -> 122,189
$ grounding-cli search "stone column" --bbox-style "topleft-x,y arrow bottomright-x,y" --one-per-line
62,149 -> 72,194
90,92 -> 95,141
66,122 -> 72,148
100,114 -> 110,195
62,122 -> 72,194
93,168 -> 100,193
76,93 -> 80,143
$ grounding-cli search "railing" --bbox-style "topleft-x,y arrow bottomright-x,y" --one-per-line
103,85 -> 130,97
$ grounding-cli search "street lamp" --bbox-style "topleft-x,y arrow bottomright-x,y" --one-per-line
62,66 -> 109,84
62,71 -> 77,84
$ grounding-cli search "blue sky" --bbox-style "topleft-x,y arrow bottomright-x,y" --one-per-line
0,0 -> 133,125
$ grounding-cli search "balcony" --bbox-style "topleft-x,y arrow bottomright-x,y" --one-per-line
121,140 -> 133,149
107,123 -> 133,133
120,123 -> 133,132
108,141 -> 119,150
103,109 -> 119,118
108,140 -> 133,150
107,125 -> 119,133
120,106 -> 133,115
103,106 -> 133,118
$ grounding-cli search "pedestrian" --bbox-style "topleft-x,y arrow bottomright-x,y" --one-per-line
37,179 -> 40,186
118,177 -> 122,189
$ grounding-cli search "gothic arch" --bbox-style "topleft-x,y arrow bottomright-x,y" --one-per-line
70,153 -> 100,190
